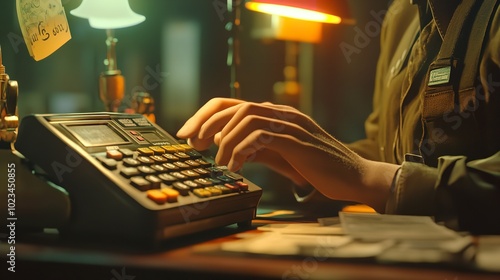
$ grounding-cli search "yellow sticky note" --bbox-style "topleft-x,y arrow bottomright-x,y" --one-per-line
16,0 -> 72,61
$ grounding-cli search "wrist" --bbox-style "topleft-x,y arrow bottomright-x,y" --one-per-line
360,160 -> 401,213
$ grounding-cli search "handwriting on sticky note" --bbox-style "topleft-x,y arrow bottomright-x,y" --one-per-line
16,0 -> 72,61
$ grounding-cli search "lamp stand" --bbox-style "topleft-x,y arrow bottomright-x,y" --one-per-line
99,29 -> 125,112
227,0 -> 242,99
274,41 -> 300,108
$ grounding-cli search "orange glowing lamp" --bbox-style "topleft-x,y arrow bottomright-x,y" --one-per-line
245,0 -> 354,24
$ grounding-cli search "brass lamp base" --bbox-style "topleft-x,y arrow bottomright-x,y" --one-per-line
99,71 -> 125,112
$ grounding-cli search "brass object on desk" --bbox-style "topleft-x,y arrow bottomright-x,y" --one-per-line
0,46 -> 19,146
131,91 -> 156,123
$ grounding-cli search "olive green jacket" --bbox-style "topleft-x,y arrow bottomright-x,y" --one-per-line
348,0 -> 500,234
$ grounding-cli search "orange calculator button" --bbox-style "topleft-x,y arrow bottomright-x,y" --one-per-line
147,189 -> 167,204
161,188 -> 179,203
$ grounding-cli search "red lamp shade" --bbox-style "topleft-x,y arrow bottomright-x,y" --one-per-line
245,0 -> 354,24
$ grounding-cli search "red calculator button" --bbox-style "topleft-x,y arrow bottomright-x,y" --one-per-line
224,183 -> 239,193
106,150 -> 123,160
235,181 -> 249,191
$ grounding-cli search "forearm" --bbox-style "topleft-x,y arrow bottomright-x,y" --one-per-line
346,139 -> 382,162
292,156 -> 399,214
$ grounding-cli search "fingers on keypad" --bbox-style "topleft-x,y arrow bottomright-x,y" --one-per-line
99,145 -> 248,205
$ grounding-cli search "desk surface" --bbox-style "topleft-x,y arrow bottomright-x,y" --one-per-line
2,220 -> 500,280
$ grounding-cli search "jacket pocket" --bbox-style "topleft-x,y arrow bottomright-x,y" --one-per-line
421,88 -> 481,166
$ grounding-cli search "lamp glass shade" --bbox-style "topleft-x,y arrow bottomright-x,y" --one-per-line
245,0 -> 353,24
70,0 -> 145,29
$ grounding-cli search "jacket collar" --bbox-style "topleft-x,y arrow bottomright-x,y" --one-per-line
411,0 -> 461,40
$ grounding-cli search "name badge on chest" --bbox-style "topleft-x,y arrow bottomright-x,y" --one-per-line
428,66 -> 451,86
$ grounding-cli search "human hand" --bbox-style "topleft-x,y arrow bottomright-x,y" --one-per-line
177,97 -> 399,211
176,98 -> 309,186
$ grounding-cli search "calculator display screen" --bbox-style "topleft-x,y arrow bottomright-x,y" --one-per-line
67,124 -> 128,147
141,131 -> 163,142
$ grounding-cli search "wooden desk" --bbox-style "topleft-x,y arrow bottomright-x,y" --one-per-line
2,221 -> 499,280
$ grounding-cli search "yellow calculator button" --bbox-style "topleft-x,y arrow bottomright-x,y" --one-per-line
205,187 -> 222,196
179,144 -> 193,151
138,147 -> 154,156
162,145 -> 178,153
172,144 -> 186,152
193,188 -> 211,198
146,189 -> 167,204
149,146 -> 165,154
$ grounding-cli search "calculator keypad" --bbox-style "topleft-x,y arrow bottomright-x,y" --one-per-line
97,144 -> 247,205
